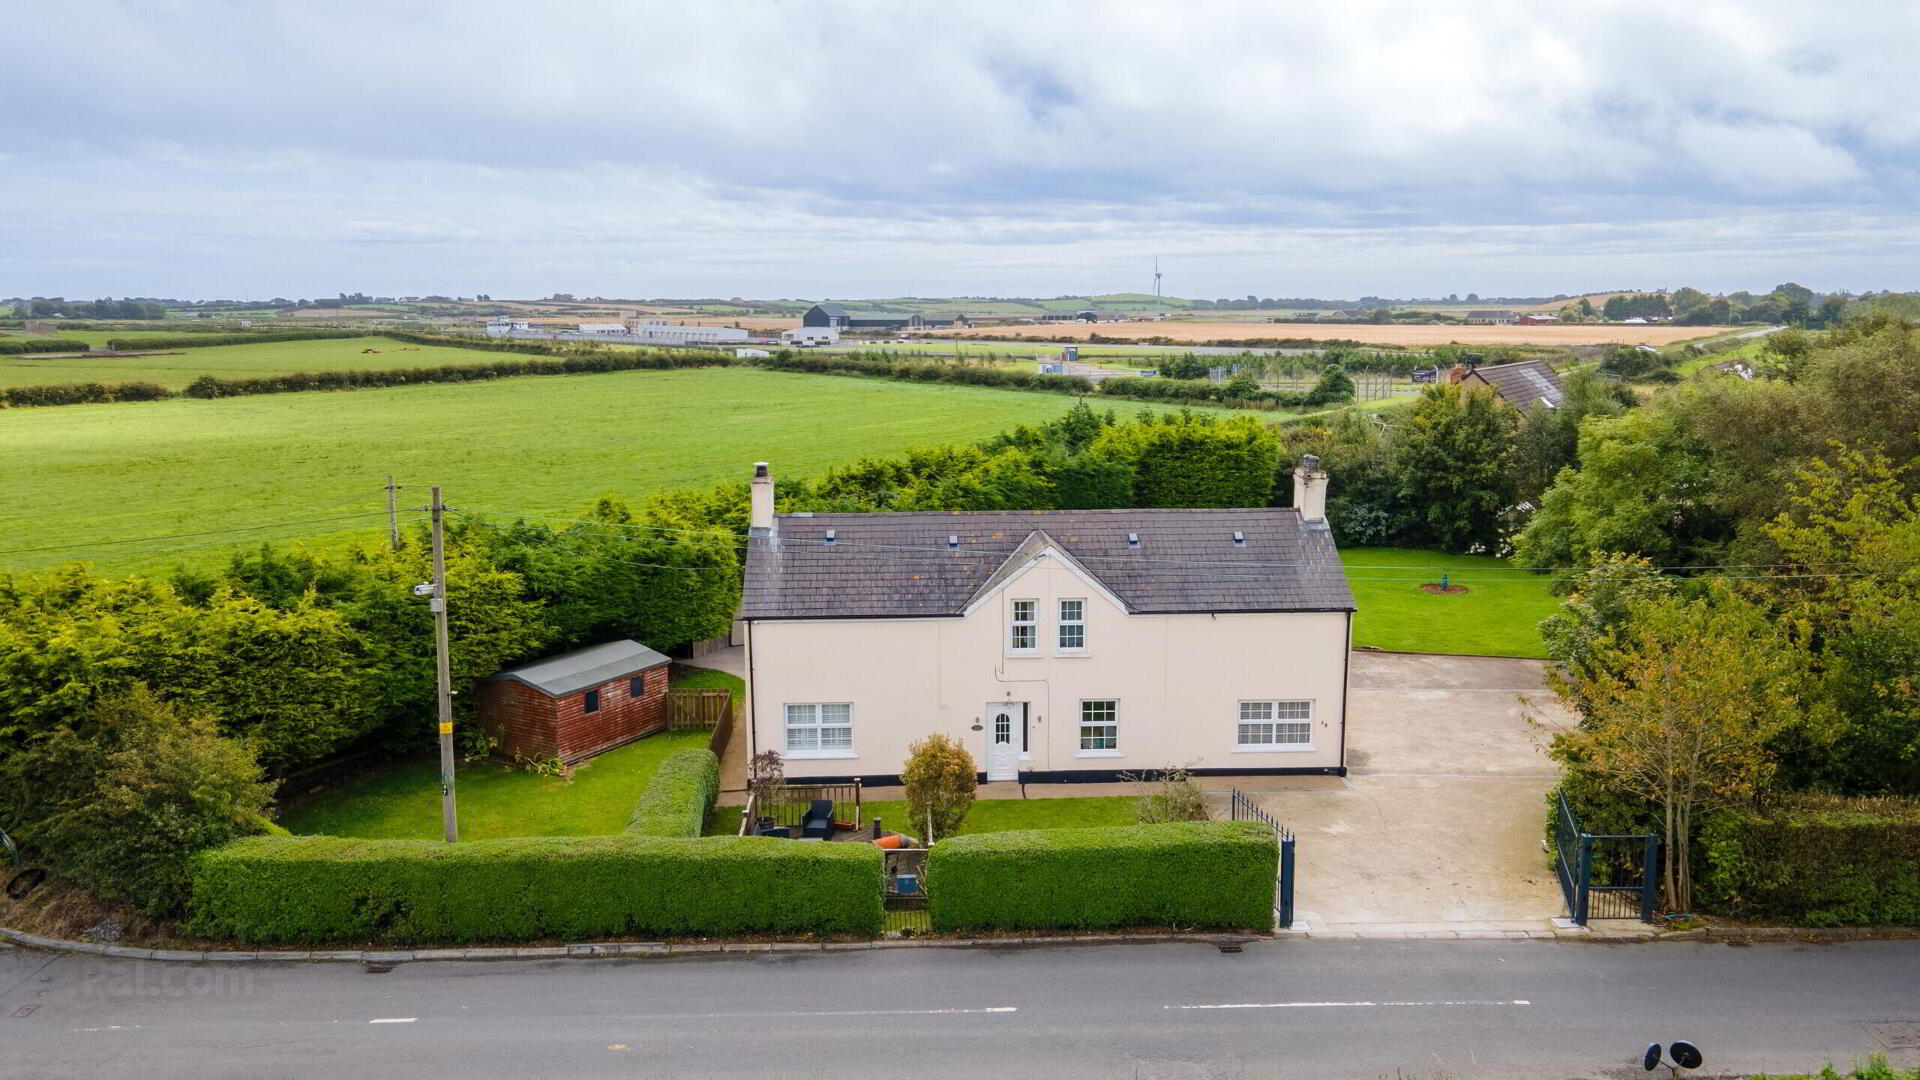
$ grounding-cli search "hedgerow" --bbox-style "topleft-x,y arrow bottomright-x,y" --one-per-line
179,348 -> 728,398
625,749 -> 721,837
187,833 -> 883,943
926,821 -> 1277,931
105,330 -> 365,350
1697,795 -> 1920,926
1,381 -> 175,407
0,337 -> 91,354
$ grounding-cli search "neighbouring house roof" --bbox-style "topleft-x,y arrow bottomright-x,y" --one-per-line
743,508 -> 1354,619
1468,359 -> 1565,410
486,639 -> 671,697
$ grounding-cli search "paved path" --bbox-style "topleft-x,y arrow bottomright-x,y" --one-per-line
4,939 -> 1915,1079
1253,653 -> 1573,933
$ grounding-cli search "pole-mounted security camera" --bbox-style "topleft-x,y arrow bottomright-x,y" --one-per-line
412,582 -> 435,597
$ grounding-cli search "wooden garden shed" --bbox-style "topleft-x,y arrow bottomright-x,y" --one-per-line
479,639 -> 672,763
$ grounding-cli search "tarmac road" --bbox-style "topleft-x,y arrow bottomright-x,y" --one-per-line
4,938 -> 1917,1079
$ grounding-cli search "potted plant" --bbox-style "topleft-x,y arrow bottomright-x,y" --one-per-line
748,749 -> 784,832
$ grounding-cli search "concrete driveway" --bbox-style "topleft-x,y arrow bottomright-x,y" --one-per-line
1245,652 -> 1574,933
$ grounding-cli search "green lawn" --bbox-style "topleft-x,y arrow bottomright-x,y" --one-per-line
705,796 -> 1142,838
2,367 -> 1227,574
279,729 -> 714,840
1342,547 -> 1558,658
0,335 -> 516,389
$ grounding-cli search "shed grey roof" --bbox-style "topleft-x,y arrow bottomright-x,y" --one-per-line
1469,359 -> 1565,410
743,508 -> 1353,619
486,639 -> 670,697
809,303 -> 850,317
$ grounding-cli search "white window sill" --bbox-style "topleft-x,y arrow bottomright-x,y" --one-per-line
1076,749 -> 1122,758
784,750 -> 858,760
1004,650 -> 1040,659
1053,649 -> 1090,658
1233,745 -> 1315,754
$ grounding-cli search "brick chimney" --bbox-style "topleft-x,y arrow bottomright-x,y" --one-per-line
1292,454 -> 1328,524
750,462 -> 775,531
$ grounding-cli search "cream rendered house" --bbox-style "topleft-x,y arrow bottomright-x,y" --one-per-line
740,460 -> 1355,785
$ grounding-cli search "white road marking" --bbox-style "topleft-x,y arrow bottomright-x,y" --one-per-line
368,1017 -> 418,1024
1171,999 -> 1531,1010
623,1006 -> 1017,1021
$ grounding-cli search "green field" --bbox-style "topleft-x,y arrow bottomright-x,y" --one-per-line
1342,547 -> 1558,657
0,335 -> 513,389
1,367 -> 1231,574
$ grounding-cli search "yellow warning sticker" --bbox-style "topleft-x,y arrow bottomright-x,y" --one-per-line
438,722 -> 454,735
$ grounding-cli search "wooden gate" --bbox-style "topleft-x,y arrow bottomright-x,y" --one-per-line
668,688 -> 731,731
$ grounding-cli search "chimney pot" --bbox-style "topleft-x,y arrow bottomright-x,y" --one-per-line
750,461 -> 775,531
1292,457 -> 1329,524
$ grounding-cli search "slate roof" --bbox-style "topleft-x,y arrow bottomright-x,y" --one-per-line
1468,359 -> 1566,410
743,508 -> 1354,619
486,639 -> 670,697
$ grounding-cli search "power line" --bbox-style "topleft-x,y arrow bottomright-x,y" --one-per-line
456,507 -> 1920,578
0,509 -> 403,557
450,513 -> 1919,585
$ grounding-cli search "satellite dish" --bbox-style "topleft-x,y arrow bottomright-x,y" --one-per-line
1669,1041 -> 1703,1070
1643,1044 -> 1663,1072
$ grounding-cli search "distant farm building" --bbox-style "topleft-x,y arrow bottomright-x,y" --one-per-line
1450,359 -> 1565,410
782,326 -> 841,346
578,322 -> 629,335
620,319 -> 749,346
1465,310 -> 1518,325
1076,309 -> 1125,322
479,640 -> 672,764
802,304 -> 924,331
1516,313 -> 1560,325
485,319 -> 533,336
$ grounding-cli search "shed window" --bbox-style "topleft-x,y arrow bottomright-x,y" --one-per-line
1237,700 -> 1312,748
1079,699 -> 1118,751
785,703 -> 853,753
583,689 -> 601,714
629,675 -> 647,697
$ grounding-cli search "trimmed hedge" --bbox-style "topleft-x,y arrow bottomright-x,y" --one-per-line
1698,795 -> 1920,927
187,832 -> 883,944
0,337 -> 91,354
926,821 -> 1277,932
2,381 -> 175,407
625,749 -> 721,837
105,330 -> 364,350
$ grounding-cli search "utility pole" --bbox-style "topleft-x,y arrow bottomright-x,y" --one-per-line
386,475 -> 402,551
428,485 -> 459,843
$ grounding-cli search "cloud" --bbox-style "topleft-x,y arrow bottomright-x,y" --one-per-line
2,0 -> 1917,296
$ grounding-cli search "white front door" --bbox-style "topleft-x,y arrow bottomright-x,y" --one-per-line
985,702 -> 1025,781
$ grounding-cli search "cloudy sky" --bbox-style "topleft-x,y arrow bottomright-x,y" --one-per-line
5,0 -> 1917,300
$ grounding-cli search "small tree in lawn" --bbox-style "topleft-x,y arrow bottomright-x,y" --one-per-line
1546,586 -> 1804,913
1125,763 -> 1210,823
901,733 -> 976,843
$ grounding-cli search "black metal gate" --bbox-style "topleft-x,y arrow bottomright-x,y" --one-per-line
1553,794 -> 1661,924
1230,791 -> 1297,929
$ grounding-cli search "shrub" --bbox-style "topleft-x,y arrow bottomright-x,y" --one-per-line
901,733 -> 976,841
2,687 -> 274,916
0,337 -> 90,354
1696,795 -> 1920,926
188,832 -> 883,944
926,821 -> 1276,932
625,749 -> 720,837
